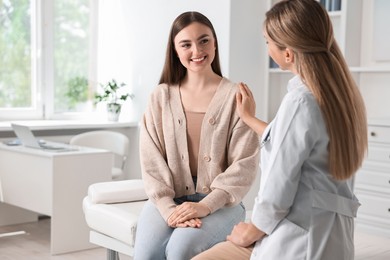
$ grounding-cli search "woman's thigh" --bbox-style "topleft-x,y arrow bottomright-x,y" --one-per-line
166,203 -> 246,260
133,200 -> 173,260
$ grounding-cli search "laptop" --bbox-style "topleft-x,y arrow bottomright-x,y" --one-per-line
11,123 -> 77,152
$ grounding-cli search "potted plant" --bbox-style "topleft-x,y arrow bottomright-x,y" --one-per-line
94,79 -> 134,121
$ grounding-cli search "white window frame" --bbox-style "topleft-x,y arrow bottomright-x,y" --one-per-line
0,0 -> 98,121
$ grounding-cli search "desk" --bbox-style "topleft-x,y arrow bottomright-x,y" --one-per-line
0,143 -> 112,255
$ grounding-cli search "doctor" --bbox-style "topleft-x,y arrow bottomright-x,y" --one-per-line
192,0 -> 368,259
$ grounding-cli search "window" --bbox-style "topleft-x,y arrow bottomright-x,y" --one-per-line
53,0 -> 97,116
0,0 -> 97,120
0,0 -> 36,113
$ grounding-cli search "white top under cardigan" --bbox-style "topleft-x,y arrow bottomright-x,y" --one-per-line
140,78 -> 260,221
251,75 -> 360,260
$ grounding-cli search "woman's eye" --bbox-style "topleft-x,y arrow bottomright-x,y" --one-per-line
200,38 -> 209,44
181,43 -> 191,48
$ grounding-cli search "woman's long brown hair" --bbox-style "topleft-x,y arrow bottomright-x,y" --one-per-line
265,0 -> 367,180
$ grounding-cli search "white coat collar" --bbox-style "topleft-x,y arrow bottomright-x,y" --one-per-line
287,75 -> 305,92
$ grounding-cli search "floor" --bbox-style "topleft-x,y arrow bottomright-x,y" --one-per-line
0,217 -> 132,260
354,228 -> 390,260
0,217 -> 389,260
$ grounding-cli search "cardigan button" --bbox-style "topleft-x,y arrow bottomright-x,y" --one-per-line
203,155 -> 211,162
202,186 -> 209,192
178,119 -> 182,125
208,117 -> 216,125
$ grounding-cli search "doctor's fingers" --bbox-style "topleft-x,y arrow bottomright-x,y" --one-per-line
236,91 -> 243,105
239,83 -> 254,100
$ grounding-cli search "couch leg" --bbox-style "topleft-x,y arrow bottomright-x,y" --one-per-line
107,249 -> 120,260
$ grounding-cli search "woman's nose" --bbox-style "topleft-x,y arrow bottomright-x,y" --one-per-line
192,44 -> 202,53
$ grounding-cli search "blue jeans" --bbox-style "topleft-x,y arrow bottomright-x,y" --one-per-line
133,193 -> 245,260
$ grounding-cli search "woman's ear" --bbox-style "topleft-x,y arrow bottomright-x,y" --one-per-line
285,48 -> 294,63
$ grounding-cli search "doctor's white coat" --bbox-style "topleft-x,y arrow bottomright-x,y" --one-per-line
250,76 -> 360,260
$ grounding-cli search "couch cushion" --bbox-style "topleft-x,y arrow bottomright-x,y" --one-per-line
88,179 -> 147,204
83,197 -> 146,247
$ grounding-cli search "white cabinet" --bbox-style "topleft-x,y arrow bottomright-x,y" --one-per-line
352,0 -> 390,237
355,125 -> 390,237
261,0 -> 390,236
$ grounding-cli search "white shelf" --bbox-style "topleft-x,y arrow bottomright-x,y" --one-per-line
350,67 -> 390,73
328,10 -> 342,17
0,120 -> 139,132
269,67 -> 390,73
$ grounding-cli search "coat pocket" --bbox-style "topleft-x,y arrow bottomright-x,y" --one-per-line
251,218 -> 308,260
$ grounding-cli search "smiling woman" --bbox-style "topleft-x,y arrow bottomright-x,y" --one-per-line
174,23 -> 216,73
134,11 -> 260,260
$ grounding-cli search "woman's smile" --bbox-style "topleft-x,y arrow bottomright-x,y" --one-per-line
191,56 -> 207,63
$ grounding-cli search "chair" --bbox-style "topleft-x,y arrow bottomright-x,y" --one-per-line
70,131 -> 129,180
83,179 -> 147,259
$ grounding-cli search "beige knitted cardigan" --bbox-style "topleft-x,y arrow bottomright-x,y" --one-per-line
140,77 -> 260,221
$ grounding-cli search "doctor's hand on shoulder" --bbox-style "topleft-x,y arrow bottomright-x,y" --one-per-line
236,82 -> 256,123
236,82 -> 268,136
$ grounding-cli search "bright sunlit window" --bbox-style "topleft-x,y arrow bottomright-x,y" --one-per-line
0,0 -> 97,120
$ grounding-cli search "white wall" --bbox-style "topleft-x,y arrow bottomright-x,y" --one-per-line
97,0 -> 231,123
228,1 -> 266,210
97,0 -> 267,119
229,1 -> 267,118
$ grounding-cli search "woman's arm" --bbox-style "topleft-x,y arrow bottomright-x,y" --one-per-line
140,89 -> 178,222
200,111 -> 261,213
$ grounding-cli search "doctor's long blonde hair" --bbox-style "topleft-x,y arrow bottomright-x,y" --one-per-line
265,0 -> 367,180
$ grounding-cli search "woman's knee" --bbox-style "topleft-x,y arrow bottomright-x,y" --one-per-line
166,226 -> 215,260
134,201 -> 171,260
